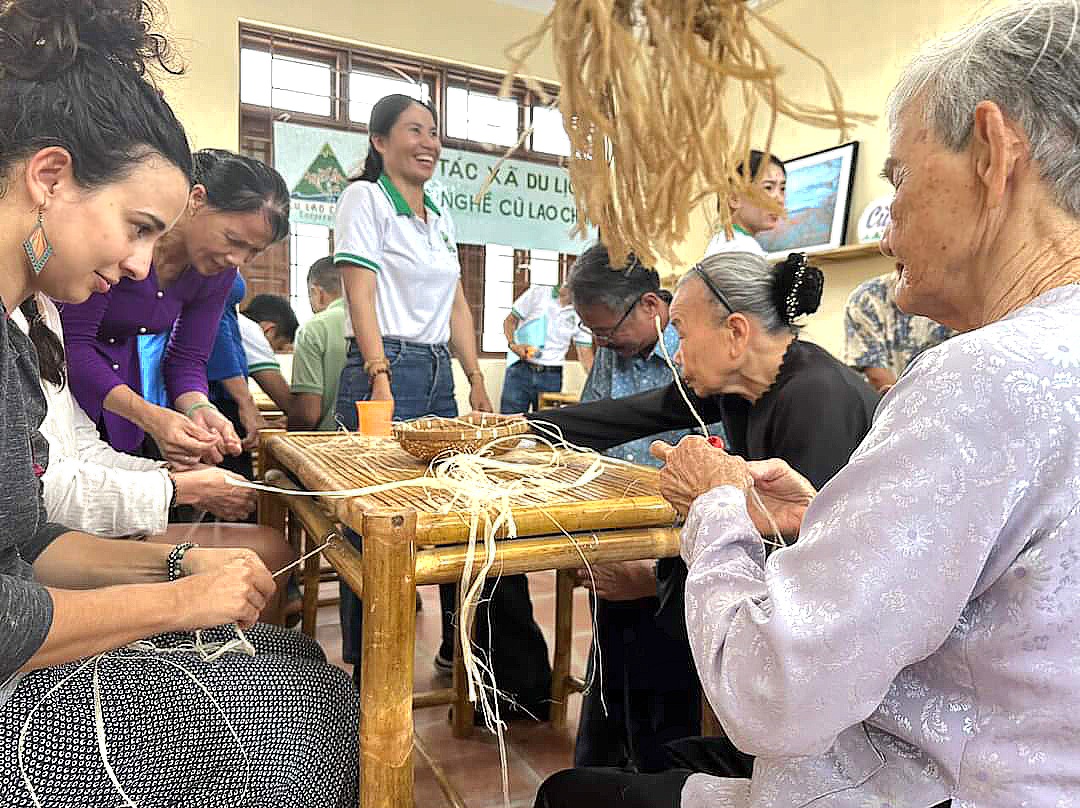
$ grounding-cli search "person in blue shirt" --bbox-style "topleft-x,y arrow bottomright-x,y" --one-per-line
557,244 -> 725,772
205,273 -> 267,484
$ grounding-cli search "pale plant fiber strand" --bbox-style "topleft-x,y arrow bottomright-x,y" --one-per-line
495,0 -> 874,266
229,430 -> 616,808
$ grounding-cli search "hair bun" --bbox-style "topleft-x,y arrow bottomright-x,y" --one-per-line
773,252 -> 823,324
0,0 -> 177,82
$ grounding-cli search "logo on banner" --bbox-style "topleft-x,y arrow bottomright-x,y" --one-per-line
290,143 -> 349,227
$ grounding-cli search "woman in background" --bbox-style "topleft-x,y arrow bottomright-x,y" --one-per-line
703,150 -> 786,258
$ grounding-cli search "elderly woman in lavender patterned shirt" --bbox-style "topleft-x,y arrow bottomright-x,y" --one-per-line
534,1 -> 1080,807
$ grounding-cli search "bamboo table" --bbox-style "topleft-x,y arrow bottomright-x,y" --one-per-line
256,430 -> 680,808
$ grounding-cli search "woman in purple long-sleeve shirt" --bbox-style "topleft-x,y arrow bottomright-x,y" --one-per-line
62,149 -> 290,466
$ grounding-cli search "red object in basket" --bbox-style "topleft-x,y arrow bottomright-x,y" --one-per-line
707,436 -> 726,450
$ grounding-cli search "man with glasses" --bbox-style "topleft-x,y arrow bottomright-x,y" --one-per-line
561,243 -> 725,774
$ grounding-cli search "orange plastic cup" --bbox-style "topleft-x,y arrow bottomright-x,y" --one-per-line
355,400 -> 394,436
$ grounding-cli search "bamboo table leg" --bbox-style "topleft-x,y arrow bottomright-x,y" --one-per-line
256,429 -> 288,534
549,568 -> 576,730
450,602 -> 474,738
360,509 -> 418,808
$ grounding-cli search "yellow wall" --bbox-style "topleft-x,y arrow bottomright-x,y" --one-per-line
158,0 -> 556,153
158,0 -> 559,411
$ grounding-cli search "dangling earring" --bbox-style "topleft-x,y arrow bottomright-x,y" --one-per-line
23,207 -> 53,275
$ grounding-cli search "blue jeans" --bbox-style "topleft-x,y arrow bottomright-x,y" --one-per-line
334,337 -> 457,428
499,361 -> 564,414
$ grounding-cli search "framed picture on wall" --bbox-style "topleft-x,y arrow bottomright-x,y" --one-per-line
756,141 -> 859,258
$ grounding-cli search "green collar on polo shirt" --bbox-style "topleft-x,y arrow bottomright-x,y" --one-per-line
733,223 -> 753,238
377,174 -> 441,217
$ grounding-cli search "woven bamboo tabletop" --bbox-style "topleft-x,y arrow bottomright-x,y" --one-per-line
264,433 -> 677,545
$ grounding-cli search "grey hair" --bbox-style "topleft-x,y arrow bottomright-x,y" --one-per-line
678,252 -> 791,335
887,0 -> 1080,216
566,242 -> 665,311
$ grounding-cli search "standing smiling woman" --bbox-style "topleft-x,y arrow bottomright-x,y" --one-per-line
61,148 -> 290,468
334,95 -> 553,718
0,2 -> 356,805
334,94 -> 492,424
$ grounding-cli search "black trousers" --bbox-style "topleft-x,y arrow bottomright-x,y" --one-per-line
534,766 -> 954,808
535,767 -> 691,808
575,594 -> 701,772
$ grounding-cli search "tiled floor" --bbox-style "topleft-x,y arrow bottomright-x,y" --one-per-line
312,570 -> 596,808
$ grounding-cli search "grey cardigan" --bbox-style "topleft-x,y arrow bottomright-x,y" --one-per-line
0,301 -> 70,690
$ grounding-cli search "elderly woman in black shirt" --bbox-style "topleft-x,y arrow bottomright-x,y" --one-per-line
540,251 -> 878,500
531,251 -> 878,804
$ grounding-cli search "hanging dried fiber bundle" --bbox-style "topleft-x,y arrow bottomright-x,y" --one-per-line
501,0 -> 875,266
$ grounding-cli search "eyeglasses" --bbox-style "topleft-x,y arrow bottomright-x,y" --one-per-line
582,292 -> 645,345
691,264 -> 735,314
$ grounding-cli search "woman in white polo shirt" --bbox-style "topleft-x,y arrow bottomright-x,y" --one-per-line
332,95 -> 552,717
334,95 -> 491,423
703,149 -> 787,258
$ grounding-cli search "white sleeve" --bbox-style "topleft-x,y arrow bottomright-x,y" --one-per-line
238,315 -> 280,373
511,287 -> 539,321
572,316 -> 593,346
33,294 -> 171,536
333,183 -> 384,273
70,400 -> 163,474
42,399 -> 171,537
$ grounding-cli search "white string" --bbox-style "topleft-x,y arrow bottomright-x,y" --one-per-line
654,315 -> 710,438
271,541 -> 333,580
91,657 -> 136,807
233,427 -> 613,807
18,641 -> 253,807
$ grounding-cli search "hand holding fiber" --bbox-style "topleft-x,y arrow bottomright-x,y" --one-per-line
651,435 -> 749,516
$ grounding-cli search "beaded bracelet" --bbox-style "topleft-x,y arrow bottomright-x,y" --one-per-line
166,471 -> 178,511
167,542 -> 198,581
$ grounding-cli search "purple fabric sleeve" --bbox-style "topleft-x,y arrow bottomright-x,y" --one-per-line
163,268 -> 238,405
58,292 -> 122,425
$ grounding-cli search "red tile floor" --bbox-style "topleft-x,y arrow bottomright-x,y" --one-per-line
312,571 -> 596,808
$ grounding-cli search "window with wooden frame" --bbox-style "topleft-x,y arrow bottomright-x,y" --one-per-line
238,24 -> 582,357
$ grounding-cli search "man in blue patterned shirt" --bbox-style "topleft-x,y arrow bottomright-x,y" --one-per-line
564,244 -> 724,773
844,272 -> 956,394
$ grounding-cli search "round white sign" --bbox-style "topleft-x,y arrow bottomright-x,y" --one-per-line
857,195 -> 893,243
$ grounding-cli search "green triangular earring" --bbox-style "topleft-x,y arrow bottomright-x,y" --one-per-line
23,207 -> 53,275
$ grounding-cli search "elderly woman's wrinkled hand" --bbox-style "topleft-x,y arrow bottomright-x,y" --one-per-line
745,459 -> 816,539
650,436 -> 750,517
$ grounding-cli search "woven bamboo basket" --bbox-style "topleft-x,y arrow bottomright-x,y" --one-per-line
392,414 -> 531,462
